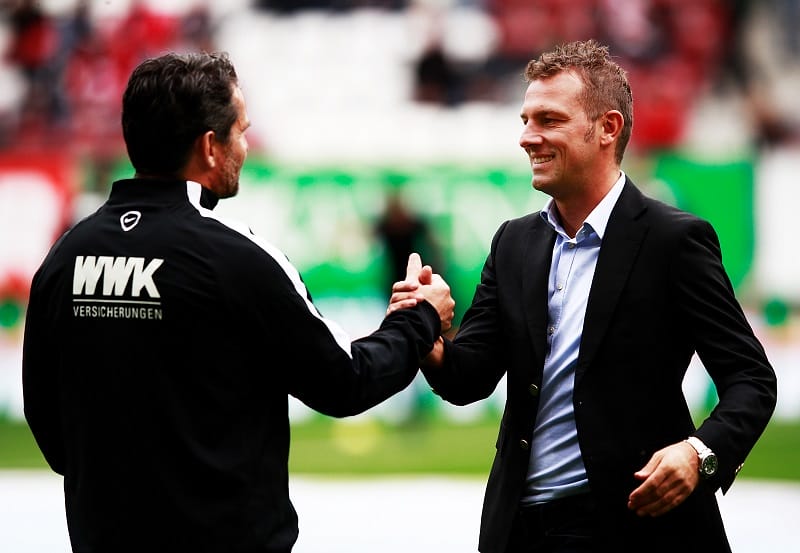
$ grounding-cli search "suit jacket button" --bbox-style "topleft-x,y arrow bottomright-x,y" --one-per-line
519,439 -> 530,451
528,384 -> 539,397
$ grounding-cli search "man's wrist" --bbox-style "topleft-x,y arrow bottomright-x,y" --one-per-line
684,436 -> 718,478
421,336 -> 444,369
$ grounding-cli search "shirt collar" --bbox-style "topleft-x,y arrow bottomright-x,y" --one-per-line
540,171 -> 626,240
186,180 -> 220,210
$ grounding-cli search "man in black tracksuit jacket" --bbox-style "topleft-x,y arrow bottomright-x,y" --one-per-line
22,52 -> 454,553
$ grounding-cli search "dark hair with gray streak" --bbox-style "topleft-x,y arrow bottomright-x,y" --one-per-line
525,40 -> 633,164
122,51 -> 239,176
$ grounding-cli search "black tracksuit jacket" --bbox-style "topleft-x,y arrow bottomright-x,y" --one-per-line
22,178 -> 440,553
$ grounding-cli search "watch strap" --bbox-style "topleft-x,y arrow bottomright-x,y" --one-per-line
685,436 -> 710,456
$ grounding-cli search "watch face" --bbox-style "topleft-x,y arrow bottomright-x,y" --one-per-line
701,454 -> 718,476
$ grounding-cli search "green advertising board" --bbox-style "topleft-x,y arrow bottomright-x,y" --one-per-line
653,151 -> 756,291
110,153 -> 758,322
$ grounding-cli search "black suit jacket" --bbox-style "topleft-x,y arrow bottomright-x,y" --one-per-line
423,179 -> 777,552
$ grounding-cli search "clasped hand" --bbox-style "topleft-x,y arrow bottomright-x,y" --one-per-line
386,253 -> 454,332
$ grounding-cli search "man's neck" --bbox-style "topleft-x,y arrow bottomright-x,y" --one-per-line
552,170 -> 621,238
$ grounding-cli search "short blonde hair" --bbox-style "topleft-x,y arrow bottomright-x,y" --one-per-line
525,40 -> 633,163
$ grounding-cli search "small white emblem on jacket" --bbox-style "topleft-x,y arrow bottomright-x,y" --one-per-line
120,211 -> 141,231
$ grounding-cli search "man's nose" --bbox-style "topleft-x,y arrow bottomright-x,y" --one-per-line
520,126 -> 542,149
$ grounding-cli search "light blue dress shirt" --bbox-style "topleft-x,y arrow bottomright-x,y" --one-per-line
522,172 -> 627,505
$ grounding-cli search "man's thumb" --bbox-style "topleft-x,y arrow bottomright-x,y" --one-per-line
405,253 -> 423,280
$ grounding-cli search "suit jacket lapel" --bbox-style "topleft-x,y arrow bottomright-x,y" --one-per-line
523,216 -> 556,370
575,179 -> 648,385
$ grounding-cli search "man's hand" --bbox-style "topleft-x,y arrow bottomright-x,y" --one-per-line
386,253 -> 454,332
386,252 -> 429,314
627,441 -> 700,517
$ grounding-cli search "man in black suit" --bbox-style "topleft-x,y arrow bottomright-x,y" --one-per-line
389,39 -> 777,552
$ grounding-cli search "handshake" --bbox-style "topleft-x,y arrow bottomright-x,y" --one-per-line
386,253 -> 454,364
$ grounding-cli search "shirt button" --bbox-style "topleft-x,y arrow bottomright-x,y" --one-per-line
548,326 -> 555,335
528,384 -> 539,397
568,243 -> 576,249
519,439 -> 530,451
556,283 -> 564,291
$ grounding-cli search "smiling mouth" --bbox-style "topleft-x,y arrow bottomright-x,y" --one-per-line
532,155 -> 555,164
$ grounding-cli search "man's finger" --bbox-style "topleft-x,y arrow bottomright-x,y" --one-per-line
386,298 -> 421,316
392,279 -> 420,293
405,253 -> 423,281
418,264 -> 433,285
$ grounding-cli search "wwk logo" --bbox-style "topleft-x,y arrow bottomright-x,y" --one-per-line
73,256 -> 164,298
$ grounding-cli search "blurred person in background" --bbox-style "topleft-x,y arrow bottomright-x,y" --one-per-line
391,39 -> 776,552
22,51 -> 454,553
375,189 -> 445,297
413,38 -> 463,107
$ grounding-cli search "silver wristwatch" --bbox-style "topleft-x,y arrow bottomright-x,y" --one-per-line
685,436 -> 718,478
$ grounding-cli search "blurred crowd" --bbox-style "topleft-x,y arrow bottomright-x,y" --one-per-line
407,0 -> 800,153
0,0 -> 216,187
0,0 -> 798,168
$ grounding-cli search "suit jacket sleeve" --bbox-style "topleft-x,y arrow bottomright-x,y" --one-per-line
422,221 -> 511,405
672,218 -> 776,492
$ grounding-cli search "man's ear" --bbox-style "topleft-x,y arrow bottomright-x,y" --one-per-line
600,110 -> 624,146
197,130 -> 217,169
